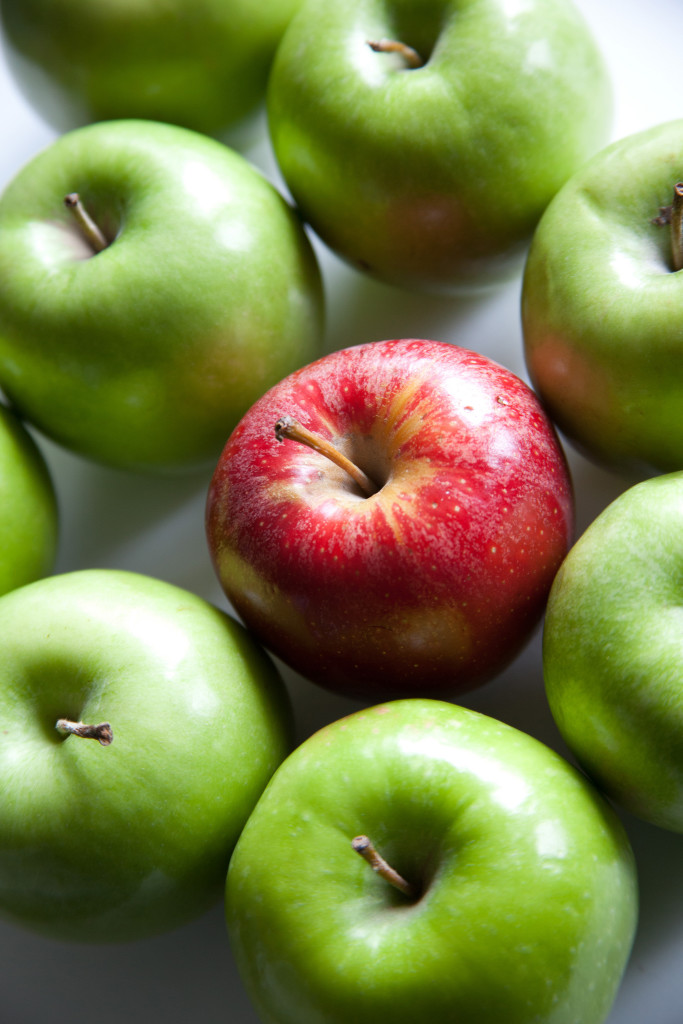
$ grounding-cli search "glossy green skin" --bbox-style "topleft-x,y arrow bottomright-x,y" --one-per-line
0,0 -> 303,138
0,404 -> 57,596
544,473 -> 683,832
226,699 -> 638,1024
0,568 -> 293,942
0,120 -> 323,472
267,0 -> 612,292
523,119 -> 683,475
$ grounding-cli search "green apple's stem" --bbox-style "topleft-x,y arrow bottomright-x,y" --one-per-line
652,182 -> 683,272
63,193 -> 109,254
351,835 -> 416,898
367,38 -> 423,69
671,183 -> 683,272
274,416 -> 378,497
56,718 -> 113,746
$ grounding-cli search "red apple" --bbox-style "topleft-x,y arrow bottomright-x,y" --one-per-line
206,339 -> 573,699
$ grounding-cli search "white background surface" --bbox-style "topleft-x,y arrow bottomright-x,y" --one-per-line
1,1 -> 682,1021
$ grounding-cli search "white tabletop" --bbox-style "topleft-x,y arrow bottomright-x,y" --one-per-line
0,1 -> 681,1021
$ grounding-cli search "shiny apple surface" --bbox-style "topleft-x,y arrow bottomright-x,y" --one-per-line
1,0 -> 682,1019
0,569 -> 292,942
207,339 -> 573,698
227,700 -> 637,1024
0,119 -> 323,471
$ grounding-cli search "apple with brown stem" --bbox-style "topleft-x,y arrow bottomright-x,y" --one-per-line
225,699 -> 638,1024
206,339 -> 574,699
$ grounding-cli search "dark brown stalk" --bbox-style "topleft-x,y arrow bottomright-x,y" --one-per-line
56,718 -> 113,746
351,834 -> 416,898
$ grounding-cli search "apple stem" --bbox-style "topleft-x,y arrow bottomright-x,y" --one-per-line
274,416 -> 378,497
671,183 -> 683,272
351,835 -> 417,898
64,193 -> 109,254
652,182 -> 683,272
55,718 -> 113,746
367,38 -> 424,69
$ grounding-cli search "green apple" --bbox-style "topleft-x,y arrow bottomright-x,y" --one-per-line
0,119 -> 323,472
267,0 -> 612,292
0,568 -> 293,942
0,402 -> 57,596
0,0 -> 303,139
226,699 -> 638,1024
543,471 -> 683,833
522,118 -> 683,475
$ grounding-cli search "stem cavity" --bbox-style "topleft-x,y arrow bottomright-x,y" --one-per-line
367,38 -> 424,68
64,193 -> 109,254
274,416 -> 378,497
351,835 -> 417,898
56,718 -> 113,746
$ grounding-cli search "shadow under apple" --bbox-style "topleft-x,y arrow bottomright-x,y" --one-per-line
41,435 -> 216,593
315,241 -> 505,358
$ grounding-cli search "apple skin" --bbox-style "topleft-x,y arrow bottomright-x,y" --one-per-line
206,339 -> 574,699
0,119 -> 324,472
0,402 -> 57,596
522,118 -> 683,476
543,472 -> 683,832
226,698 -> 638,1024
267,0 -> 612,292
0,568 -> 293,942
0,0 -> 303,139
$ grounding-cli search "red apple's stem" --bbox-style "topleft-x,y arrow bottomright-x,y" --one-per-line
671,183 -> 683,272
351,835 -> 416,898
367,38 -> 423,69
274,416 -> 378,497
56,718 -> 113,746
64,193 -> 108,254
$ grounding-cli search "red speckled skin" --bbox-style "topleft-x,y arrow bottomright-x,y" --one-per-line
206,339 -> 573,699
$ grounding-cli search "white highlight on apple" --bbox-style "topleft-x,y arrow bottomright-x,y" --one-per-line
181,159 -> 233,215
397,733 -> 532,811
